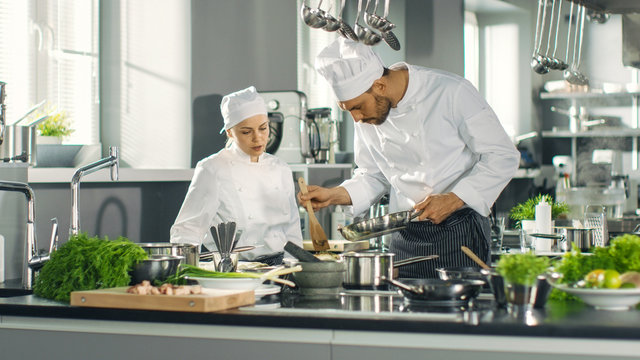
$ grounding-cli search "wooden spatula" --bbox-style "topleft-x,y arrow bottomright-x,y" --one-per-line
297,177 -> 330,251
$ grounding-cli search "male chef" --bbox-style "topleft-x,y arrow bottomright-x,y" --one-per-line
298,38 -> 520,278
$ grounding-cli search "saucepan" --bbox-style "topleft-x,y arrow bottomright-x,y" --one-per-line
138,243 -> 199,266
382,276 -> 484,302
339,209 -> 421,241
341,251 -> 438,289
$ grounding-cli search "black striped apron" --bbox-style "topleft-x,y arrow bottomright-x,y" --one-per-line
390,208 -> 490,279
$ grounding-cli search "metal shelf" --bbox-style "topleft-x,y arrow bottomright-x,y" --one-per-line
542,128 -> 640,138
566,0 -> 640,13
540,91 -> 640,100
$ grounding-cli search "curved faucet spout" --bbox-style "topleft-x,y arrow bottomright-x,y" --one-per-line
0,181 -> 37,289
70,146 -> 119,236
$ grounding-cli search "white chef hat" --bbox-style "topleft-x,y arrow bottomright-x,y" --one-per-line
315,38 -> 385,102
220,86 -> 267,133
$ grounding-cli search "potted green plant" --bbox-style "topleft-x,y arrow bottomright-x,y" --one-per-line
36,110 -> 73,144
509,194 -> 569,229
496,253 -> 550,309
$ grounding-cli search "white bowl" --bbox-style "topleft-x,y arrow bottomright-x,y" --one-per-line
549,281 -> 640,310
189,276 -> 263,290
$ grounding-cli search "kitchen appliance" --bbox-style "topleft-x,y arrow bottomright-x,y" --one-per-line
302,107 -> 338,163
260,90 -> 307,164
556,186 -> 625,219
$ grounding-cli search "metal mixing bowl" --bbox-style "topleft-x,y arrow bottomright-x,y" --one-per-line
138,243 -> 198,266
129,255 -> 183,284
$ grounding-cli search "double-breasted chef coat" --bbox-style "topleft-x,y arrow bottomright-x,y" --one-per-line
340,63 -> 520,277
170,142 -> 303,260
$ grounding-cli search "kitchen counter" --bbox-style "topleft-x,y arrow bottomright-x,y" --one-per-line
0,289 -> 639,359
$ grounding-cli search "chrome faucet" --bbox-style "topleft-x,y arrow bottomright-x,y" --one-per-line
0,81 -> 6,145
0,181 -> 39,289
70,146 -> 119,236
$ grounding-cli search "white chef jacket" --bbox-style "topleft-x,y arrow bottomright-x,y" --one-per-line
341,63 -> 520,217
170,142 -> 303,259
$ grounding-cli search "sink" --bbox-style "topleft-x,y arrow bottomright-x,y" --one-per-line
35,144 -> 100,167
0,288 -> 32,297
0,279 -> 33,297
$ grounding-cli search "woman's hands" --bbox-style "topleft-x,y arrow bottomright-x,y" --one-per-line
414,192 -> 464,224
297,185 -> 352,211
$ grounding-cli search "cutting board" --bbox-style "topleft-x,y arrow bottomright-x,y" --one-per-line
303,239 -> 369,252
70,287 -> 255,313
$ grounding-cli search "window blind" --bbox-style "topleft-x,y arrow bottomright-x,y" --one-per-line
0,0 -> 98,144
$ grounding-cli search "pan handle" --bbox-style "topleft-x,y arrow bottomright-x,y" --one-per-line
380,276 -> 424,294
394,255 -> 439,268
409,209 -> 423,221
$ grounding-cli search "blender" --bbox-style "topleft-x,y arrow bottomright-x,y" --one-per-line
303,107 -> 338,163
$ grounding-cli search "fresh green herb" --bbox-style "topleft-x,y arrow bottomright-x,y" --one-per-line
509,194 -> 569,228
607,234 -> 640,273
549,234 -> 640,301
33,233 -> 148,302
166,264 -> 264,285
496,253 -> 550,286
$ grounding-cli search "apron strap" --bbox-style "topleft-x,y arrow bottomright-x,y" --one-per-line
389,208 -> 490,279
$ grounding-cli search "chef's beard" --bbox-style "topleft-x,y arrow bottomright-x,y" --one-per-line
362,93 -> 391,125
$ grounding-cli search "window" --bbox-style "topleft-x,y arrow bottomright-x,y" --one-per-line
0,0 -> 99,145
297,0 -> 341,115
464,11 -> 479,90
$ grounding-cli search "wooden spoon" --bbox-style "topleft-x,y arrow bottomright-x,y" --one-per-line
297,177 -> 330,251
461,246 -> 491,270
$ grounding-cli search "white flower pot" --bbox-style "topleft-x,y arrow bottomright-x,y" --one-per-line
37,135 -> 63,145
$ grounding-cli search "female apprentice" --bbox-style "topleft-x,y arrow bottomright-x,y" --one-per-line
170,86 -> 303,265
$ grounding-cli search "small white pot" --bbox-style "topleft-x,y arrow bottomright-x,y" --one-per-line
37,135 -> 63,145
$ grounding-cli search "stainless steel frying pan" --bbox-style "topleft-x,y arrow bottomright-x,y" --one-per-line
339,210 -> 421,241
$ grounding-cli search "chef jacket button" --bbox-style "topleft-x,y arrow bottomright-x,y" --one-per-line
248,215 -> 254,220
390,163 -> 395,169
237,187 -> 242,192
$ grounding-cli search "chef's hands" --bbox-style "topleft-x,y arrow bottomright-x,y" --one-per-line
414,192 -> 464,224
297,185 -> 352,212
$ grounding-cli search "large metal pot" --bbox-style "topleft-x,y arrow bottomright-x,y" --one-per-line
341,251 -> 438,289
138,243 -> 199,266
554,227 -> 595,252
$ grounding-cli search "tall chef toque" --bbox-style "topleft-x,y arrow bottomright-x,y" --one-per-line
220,86 -> 267,133
315,38 -> 385,102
